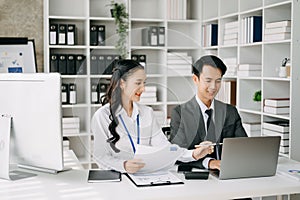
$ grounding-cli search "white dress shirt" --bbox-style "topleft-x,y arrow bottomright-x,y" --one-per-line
195,95 -> 215,169
91,102 -> 195,173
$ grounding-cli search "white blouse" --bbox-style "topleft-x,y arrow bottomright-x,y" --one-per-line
91,102 -> 195,173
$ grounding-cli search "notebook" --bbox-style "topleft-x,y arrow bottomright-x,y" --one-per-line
210,136 -> 280,180
88,170 -> 121,183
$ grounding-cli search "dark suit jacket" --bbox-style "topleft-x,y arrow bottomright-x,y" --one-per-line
170,96 -> 248,169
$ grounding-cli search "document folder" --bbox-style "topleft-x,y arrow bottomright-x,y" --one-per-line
126,171 -> 183,187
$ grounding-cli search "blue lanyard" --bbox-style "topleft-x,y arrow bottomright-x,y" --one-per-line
119,114 -> 140,153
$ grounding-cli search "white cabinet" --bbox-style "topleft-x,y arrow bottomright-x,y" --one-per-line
201,0 -> 300,161
44,0 -> 202,168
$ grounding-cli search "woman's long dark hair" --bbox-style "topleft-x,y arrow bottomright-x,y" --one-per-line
101,59 -> 144,152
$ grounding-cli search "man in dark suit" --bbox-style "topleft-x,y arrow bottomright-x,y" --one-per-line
170,55 -> 248,170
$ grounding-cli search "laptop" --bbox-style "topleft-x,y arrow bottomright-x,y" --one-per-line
211,136 -> 281,180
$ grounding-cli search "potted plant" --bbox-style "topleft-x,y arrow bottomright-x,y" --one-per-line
109,1 -> 129,59
253,90 -> 262,102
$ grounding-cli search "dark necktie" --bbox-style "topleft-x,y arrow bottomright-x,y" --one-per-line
205,109 -> 213,131
205,109 -> 220,159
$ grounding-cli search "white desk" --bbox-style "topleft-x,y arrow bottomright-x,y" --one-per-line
1,157 -> 300,200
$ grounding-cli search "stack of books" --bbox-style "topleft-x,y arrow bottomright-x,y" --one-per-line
262,120 -> 289,154
237,64 -> 262,77
263,98 -> 290,115
167,0 -> 189,20
241,16 -> 262,44
167,52 -> 192,76
63,137 -> 70,151
223,57 -> 237,77
140,86 -> 157,103
202,23 -> 218,47
62,116 -> 80,136
223,21 -> 238,45
242,122 -> 261,137
215,80 -> 236,105
264,20 -> 291,42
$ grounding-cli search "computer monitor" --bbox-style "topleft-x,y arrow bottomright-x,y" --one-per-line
0,73 -> 64,173
0,37 -> 37,73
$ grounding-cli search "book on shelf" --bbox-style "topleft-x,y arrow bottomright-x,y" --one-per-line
239,64 -> 262,71
224,33 -> 238,40
88,170 -> 121,183
62,116 -> 80,124
280,146 -> 289,154
144,86 -> 157,92
264,98 -> 290,107
279,139 -> 289,147
215,80 -> 236,105
237,70 -> 261,77
263,106 -> 290,115
263,121 -> 289,133
243,122 -> 261,131
224,20 -> 238,29
265,20 -> 291,29
167,58 -> 192,65
264,26 -> 291,35
62,123 -> 80,129
263,128 -> 289,140
139,97 -> 157,103
63,128 -> 80,135
264,33 -> 291,41
223,38 -> 238,45
224,27 -> 238,34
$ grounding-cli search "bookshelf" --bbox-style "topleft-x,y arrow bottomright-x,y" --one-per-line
201,0 -> 300,162
44,0 -> 202,169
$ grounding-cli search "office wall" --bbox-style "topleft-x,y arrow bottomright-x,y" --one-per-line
0,0 -> 44,72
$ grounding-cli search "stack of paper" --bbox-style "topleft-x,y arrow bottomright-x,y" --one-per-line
140,86 -> 157,103
167,52 -> 192,76
264,20 -> 291,42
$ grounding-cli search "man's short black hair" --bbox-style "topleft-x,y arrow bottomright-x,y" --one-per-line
192,55 -> 227,77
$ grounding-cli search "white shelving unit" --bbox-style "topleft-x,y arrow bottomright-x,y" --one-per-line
201,0 -> 300,162
44,0 -> 202,169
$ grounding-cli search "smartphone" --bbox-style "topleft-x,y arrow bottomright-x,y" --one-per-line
184,171 -> 209,180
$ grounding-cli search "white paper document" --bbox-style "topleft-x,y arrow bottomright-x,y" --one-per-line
127,171 -> 183,187
134,144 -> 184,173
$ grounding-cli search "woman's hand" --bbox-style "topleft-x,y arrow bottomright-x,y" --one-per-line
192,141 -> 214,160
124,159 -> 145,174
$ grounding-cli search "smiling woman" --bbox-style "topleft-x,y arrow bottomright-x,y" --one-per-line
91,59 -> 213,174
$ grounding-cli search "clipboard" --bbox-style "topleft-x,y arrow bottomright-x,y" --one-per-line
126,171 -> 184,187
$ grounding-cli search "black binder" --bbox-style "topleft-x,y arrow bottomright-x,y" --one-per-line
75,55 -> 86,75
58,55 -> 67,75
138,55 -> 146,67
68,83 -> 77,104
97,55 -> 106,74
67,24 -> 76,45
67,55 -> 76,75
142,26 -> 158,46
97,25 -> 106,46
90,54 -> 98,74
158,27 -> 165,46
58,24 -> 67,45
98,83 -> 108,102
131,54 -> 138,62
61,83 -> 68,104
90,25 -> 98,46
50,54 -> 59,72
49,24 -> 58,45
91,83 -> 99,104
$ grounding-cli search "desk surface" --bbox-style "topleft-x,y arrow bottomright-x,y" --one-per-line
1,157 -> 300,200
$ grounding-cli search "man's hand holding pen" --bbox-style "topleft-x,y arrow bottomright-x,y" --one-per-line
192,141 -> 215,160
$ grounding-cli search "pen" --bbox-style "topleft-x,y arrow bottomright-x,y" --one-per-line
288,169 -> 300,174
194,143 -> 223,148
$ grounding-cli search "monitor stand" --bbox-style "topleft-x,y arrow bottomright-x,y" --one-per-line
18,164 -> 71,174
0,115 -> 36,180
